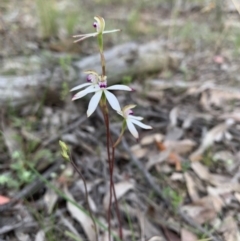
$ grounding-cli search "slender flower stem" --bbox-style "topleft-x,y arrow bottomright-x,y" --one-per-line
105,112 -> 123,240
105,114 -> 113,241
100,103 -> 112,241
100,51 -> 106,77
113,124 -> 125,148
69,157 -> 98,241
100,102 -> 123,240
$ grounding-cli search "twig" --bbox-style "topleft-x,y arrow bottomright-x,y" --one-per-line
0,221 -> 37,235
42,116 -> 87,147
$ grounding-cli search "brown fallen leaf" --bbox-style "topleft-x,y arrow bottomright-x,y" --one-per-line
43,185 -> 59,214
2,127 -> 21,155
155,139 -> 196,171
131,144 -> 149,158
163,227 -> 181,241
64,187 -> 97,241
103,181 -> 134,210
171,173 -> 184,182
169,107 -> 179,127
208,173 -> 232,186
35,230 -> 45,241
180,228 -> 198,241
234,192 -> 240,203
138,212 -> 164,241
15,230 -> 31,241
146,151 -> 171,170
181,195 -> 223,224
194,195 -> 224,213
184,172 -> 199,202
208,88 -> 240,107
219,216 -> 240,241
164,139 -> 196,155
156,141 -> 182,171
57,210 -> 84,241
191,162 -> 210,181
187,81 -> 215,96
140,133 -> 164,146
220,111 -> 240,122
207,186 -> 230,196
190,119 -> 234,161
168,152 -> 182,171
201,2 -> 216,13
147,236 -> 165,241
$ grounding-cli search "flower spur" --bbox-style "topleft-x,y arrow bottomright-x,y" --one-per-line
71,71 -> 132,117
73,16 -> 121,43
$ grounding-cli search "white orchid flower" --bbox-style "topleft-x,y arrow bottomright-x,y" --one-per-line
71,71 -> 132,117
117,105 -> 152,139
73,16 -> 120,43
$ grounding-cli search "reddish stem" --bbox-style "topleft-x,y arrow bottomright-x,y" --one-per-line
102,111 -> 113,241
104,112 -> 123,240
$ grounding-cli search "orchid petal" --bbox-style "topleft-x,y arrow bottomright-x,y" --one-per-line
130,119 -> 152,129
73,33 -> 97,43
73,32 -> 96,38
94,16 -> 105,33
70,83 -> 91,92
106,85 -> 132,91
104,90 -> 121,111
87,91 -> 102,117
122,104 -> 136,113
126,120 -> 139,139
72,85 -> 99,100
103,29 -> 121,34
128,115 -> 144,121
117,112 -> 124,118
84,70 -> 100,76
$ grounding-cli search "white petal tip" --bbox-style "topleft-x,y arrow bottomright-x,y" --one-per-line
144,126 -> 152,130
72,96 -> 77,101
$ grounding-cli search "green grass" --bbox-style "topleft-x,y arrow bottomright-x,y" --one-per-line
64,11 -> 79,36
0,113 -> 55,189
163,186 -> 183,211
124,202 -> 136,241
202,148 -> 214,168
64,231 -> 83,241
36,0 -> 58,39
